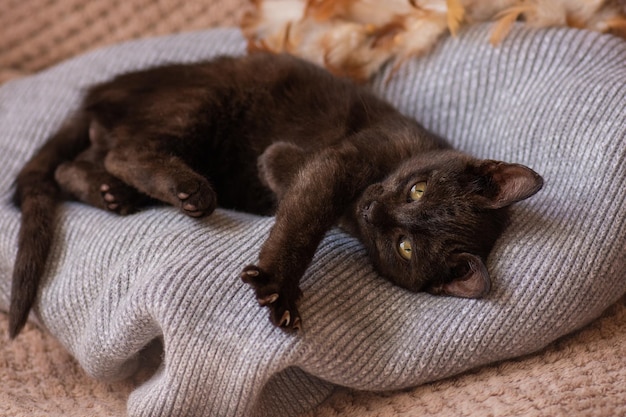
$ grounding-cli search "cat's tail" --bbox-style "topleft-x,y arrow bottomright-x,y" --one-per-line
9,113 -> 91,338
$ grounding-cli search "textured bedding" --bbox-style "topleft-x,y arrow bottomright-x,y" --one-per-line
0,26 -> 625,417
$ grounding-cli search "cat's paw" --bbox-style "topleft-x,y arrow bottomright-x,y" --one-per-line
175,179 -> 217,218
241,265 -> 303,332
99,182 -> 143,215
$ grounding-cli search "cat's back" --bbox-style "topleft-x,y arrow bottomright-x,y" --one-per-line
229,53 -> 400,145
86,52 -> 353,103
82,52 -> 403,155
86,52 -> 390,124
206,52 -> 388,121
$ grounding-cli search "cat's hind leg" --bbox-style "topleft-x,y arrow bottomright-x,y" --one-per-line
103,144 -> 217,218
55,159 -> 150,215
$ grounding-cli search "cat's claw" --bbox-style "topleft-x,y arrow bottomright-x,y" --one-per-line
279,310 -> 290,327
241,267 -> 257,280
278,311 -> 302,330
241,265 -> 302,333
292,316 -> 302,331
257,293 -> 279,306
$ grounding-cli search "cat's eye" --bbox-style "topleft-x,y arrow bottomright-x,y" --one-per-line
409,181 -> 427,201
398,237 -> 412,261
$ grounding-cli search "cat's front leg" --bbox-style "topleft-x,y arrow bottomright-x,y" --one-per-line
242,144 -> 375,332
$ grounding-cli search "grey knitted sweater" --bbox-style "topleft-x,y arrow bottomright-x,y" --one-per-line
0,26 -> 625,417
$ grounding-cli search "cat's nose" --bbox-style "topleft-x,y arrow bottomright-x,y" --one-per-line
361,201 -> 374,223
361,200 -> 393,227
361,200 -> 378,224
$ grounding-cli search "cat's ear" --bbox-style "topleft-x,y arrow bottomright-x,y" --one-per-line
427,253 -> 491,298
476,161 -> 544,209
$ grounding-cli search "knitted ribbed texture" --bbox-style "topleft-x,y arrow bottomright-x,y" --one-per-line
0,26 -> 625,417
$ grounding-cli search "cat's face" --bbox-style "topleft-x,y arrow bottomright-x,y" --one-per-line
352,150 -> 543,297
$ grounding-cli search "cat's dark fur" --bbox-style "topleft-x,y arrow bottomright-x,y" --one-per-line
9,52 -> 543,337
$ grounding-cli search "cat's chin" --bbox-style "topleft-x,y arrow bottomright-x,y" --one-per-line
351,200 -> 377,239
338,201 -> 366,239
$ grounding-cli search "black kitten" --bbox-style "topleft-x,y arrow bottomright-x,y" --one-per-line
9,52 -> 543,337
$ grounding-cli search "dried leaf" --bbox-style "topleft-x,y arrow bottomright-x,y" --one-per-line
490,5 -> 532,45
306,0 -> 353,21
241,0 -> 626,82
447,0 -> 466,35
606,15 -> 626,37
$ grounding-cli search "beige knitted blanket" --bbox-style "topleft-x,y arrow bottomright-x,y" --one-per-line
0,0 -> 248,82
1,1 -> 626,416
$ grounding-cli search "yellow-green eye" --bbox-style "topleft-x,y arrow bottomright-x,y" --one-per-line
398,237 -> 412,260
409,181 -> 426,201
